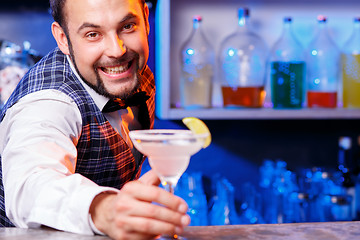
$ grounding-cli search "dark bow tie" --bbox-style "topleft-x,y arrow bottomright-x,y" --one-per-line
102,91 -> 150,113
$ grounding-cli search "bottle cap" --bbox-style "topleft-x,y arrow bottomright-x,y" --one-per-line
193,15 -> 202,22
238,8 -> 250,18
284,17 -> 292,22
317,15 -> 327,22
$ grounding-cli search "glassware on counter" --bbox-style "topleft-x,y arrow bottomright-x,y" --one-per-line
338,136 -> 354,183
238,182 -> 264,224
319,194 -> 353,221
269,17 -> 306,109
218,7 -> 268,108
176,172 -> 208,226
341,17 -> 360,108
180,16 -> 214,109
208,177 -> 240,225
0,40 -> 33,106
306,15 -> 340,108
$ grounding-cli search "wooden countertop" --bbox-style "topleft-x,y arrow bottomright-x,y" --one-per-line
182,221 -> 360,239
1,221 -> 359,239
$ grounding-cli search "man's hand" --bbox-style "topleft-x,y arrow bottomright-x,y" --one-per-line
89,170 -> 190,239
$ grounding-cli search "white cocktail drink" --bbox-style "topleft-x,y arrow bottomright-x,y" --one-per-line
129,129 -> 208,192
130,128 -> 209,239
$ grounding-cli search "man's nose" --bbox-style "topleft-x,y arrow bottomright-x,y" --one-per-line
106,34 -> 126,58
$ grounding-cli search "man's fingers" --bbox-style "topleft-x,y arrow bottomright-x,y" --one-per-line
121,181 -> 188,213
95,178 -> 191,239
114,196 -> 190,226
138,170 -> 160,186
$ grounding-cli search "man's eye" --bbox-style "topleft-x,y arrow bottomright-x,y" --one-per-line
123,23 -> 135,31
86,32 -> 99,38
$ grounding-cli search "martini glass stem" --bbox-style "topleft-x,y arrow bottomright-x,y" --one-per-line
163,181 -> 175,194
160,181 -> 182,239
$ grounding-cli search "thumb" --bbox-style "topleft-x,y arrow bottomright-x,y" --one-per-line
139,170 -> 161,186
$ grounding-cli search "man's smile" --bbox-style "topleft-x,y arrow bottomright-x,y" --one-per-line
99,60 -> 133,76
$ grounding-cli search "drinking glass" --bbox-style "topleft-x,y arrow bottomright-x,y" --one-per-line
129,129 -> 209,239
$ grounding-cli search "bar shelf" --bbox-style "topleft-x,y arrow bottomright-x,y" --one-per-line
155,0 -> 360,120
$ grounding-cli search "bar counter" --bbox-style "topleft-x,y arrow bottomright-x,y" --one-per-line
1,221 -> 359,239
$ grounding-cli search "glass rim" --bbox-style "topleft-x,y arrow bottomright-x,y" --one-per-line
129,129 -> 209,140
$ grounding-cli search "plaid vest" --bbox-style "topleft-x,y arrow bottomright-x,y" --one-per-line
0,48 -> 155,227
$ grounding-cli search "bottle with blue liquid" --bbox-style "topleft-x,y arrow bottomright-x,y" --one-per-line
270,17 -> 306,109
180,15 -> 214,109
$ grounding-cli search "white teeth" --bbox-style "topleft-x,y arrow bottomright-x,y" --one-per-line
103,63 -> 129,74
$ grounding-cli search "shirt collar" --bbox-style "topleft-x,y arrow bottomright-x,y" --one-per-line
66,55 -> 109,111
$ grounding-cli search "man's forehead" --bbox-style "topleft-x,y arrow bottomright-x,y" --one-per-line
64,0 -> 143,10
64,0 -> 143,26
64,0 -> 142,16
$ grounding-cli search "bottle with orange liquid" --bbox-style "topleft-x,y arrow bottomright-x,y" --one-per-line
306,15 -> 340,108
218,8 -> 268,108
341,17 -> 360,108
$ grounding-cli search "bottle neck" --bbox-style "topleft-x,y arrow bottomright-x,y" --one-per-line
355,19 -> 360,29
343,19 -> 360,53
318,21 -> 326,31
353,20 -> 360,37
238,15 -> 249,27
282,21 -> 292,37
193,20 -> 201,30
280,20 -> 300,46
315,21 -> 330,40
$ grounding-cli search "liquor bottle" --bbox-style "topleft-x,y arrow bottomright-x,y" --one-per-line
341,17 -> 360,108
218,8 -> 268,108
355,136 -> 360,220
306,15 -> 340,108
209,178 -> 240,225
0,40 -> 32,106
338,136 -> 356,219
270,17 -> 306,109
258,160 -> 277,223
176,172 -> 208,226
180,15 -> 214,109
338,136 -> 354,184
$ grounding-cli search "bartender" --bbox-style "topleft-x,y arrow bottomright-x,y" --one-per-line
0,0 -> 190,239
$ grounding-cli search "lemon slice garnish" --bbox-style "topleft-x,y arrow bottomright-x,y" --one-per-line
182,117 -> 211,148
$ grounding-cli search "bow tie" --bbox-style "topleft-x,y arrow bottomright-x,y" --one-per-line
102,91 -> 150,113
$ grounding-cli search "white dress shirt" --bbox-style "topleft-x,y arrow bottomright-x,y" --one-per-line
0,56 -> 142,235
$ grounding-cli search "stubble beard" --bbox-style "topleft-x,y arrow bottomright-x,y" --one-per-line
67,37 -> 142,100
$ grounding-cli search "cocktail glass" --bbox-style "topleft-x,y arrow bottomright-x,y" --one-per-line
129,129 -> 209,239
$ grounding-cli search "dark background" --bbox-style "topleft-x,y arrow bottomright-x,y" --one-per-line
1,0 -> 49,10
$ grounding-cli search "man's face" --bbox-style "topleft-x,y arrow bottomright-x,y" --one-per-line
62,0 -> 149,99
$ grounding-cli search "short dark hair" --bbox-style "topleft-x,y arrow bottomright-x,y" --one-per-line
49,0 -> 66,29
49,0 -> 146,33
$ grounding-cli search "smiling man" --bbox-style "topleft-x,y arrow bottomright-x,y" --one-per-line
54,0 -> 149,100
0,0 -> 190,239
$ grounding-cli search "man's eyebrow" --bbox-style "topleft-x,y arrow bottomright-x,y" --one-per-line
77,23 -> 100,33
77,13 -> 140,34
120,12 -> 139,23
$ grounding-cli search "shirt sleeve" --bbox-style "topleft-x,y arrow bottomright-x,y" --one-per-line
0,89 -> 119,235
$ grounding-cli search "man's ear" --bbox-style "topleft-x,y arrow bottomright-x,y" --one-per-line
51,22 -> 70,55
144,3 -> 150,36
